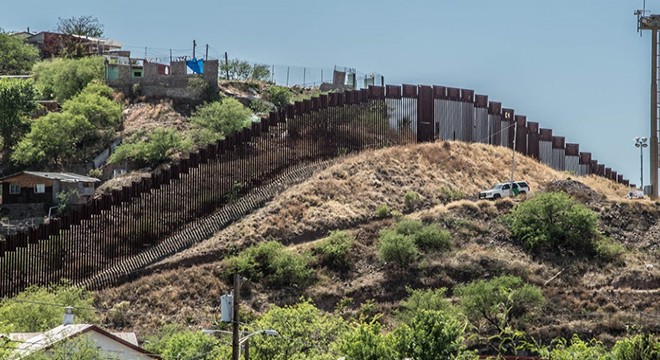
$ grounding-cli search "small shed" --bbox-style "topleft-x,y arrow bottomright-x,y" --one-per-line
0,171 -> 100,206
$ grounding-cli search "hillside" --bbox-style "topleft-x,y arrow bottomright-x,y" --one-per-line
94,140 -> 660,345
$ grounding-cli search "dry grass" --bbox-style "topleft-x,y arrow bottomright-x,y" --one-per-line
122,101 -> 190,136
93,140 -> 660,341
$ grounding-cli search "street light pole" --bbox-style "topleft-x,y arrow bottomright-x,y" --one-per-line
635,136 -> 649,190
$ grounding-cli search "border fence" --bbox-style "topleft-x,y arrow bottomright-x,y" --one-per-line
0,84 -> 630,297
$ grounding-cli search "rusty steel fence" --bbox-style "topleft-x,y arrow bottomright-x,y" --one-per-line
0,84 -> 630,297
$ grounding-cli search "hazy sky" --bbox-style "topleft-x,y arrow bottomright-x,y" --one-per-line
2,0 -> 658,185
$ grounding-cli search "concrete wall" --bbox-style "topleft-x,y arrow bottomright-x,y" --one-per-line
106,59 -> 219,102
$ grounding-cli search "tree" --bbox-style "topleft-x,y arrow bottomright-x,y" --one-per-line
0,285 -> 96,333
336,319 -> 398,360
11,112 -> 94,167
0,32 -> 39,75
506,192 -> 600,255
394,310 -> 473,360
56,15 -> 104,37
32,56 -> 104,102
249,300 -> 348,360
455,275 -> 543,337
397,287 -> 454,324
0,78 -> 36,150
190,98 -> 252,143
220,59 -> 270,81
144,325 -> 221,360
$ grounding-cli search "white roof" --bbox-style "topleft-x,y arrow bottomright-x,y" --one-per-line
22,171 -> 100,183
8,324 -> 153,359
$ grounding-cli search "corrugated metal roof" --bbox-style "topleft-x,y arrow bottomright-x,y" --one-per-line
19,171 -> 100,183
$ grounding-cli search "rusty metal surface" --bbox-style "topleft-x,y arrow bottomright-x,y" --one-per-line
433,85 -> 447,99
488,101 -> 502,115
515,115 -> 527,155
402,84 -> 418,98
447,87 -> 460,101
475,94 -> 488,108
386,85 -> 402,99
417,85 -> 434,142
461,89 -> 474,103
462,101 -> 474,142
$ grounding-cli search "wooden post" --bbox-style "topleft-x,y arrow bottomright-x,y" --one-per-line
205,44 -> 209,61
652,29 -> 659,198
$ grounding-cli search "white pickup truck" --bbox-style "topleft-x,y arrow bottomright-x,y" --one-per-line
478,181 -> 530,200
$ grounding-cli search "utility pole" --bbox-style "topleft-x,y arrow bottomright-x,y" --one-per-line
510,121 -> 517,197
193,40 -> 197,59
231,274 -> 240,360
205,44 -> 209,61
638,13 -> 660,199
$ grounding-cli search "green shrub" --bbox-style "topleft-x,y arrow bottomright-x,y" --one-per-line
377,230 -> 419,268
248,98 -> 275,114
394,310 -> 470,360
505,192 -> 600,255
223,241 -> 314,288
374,204 -> 391,218
109,128 -> 192,168
391,220 -> 451,252
0,285 -> 96,332
439,185 -> 465,202
404,191 -> 421,210
32,56 -> 104,102
143,325 -> 222,360
455,275 -> 544,333
190,98 -> 252,144
594,236 -> 625,262
337,319 -> 398,360
611,334 -> 660,360
537,335 -> 608,360
397,287 -> 453,324
315,230 -> 354,270
267,85 -> 293,108
413,224 -> 452,251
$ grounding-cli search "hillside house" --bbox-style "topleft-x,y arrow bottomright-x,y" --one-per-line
0,171 -> 99,207
25,31 -> 121,58
5,308 -> 158,359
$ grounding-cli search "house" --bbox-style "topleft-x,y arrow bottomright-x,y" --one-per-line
6,308 -> 159,359
25,31 -> 121,58
0,171 -> 100,207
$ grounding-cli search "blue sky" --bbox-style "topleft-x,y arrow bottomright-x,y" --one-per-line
2,0 -> 657,185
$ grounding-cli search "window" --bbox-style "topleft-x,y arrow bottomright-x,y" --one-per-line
34,184 -> 46,194
9,184 -> 20,194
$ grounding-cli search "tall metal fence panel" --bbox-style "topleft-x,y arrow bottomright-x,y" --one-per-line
0,84 -> 630,297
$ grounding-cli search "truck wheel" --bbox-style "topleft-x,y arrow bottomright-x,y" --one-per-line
493,194 -> 501,200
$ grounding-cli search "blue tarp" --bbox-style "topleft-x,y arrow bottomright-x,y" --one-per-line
186,58 -> 204,74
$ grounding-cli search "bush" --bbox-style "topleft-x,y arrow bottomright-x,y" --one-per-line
391,220 -> 452,252
537,335 -> 608,360
190,98 -> 252,144
315,230 -> 354,270
223,241 -> 314,288
394,310 -> 470,360
143,325 -> 222,360
611,334 -> 660,360
0,285 -> 96,332
220,59 -> 271,81
62,86 -> 122,129
397,287 -> 453,324
377,230 -> 419,268
267,85 -> 293,108
455,275 -> 544,333
506,192 -> 600,255
337,319 -> 398,360
404,191 -> 421,210
109,128 -> 192,168
32,56 -> 104,102
412,224 -> 452,251
374,204 -> 391,218
594,236 -> 625,262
